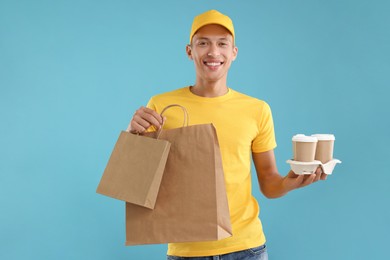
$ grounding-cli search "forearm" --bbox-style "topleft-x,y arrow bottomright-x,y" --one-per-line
253,151 -> 313,199
258,172 -> 290,199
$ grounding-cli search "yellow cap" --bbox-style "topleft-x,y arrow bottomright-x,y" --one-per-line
189,10 -> 235,44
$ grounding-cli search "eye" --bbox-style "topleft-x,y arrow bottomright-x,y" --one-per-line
219,42 -> 229,47
197,41 -> 208,46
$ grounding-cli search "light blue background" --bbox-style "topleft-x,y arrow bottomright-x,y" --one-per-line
1,0 -> 389,259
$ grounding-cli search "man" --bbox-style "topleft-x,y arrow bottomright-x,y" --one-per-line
127,10 -> 326,260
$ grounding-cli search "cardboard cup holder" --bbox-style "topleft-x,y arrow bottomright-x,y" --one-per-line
286,159 -> 341,175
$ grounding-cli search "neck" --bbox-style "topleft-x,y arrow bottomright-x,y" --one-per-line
191,78 -> 228,97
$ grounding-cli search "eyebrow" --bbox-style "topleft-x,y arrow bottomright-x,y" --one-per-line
195,37 -> 231,42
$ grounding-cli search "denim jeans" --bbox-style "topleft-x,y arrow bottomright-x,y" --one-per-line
167,245 -> 268,260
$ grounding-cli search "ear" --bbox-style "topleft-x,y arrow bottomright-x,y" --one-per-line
186,44 -> 193,60
232,46 -> 238,61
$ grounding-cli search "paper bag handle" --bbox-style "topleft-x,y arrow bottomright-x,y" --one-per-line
157,104 -> 189,139
160,104 -> 189,127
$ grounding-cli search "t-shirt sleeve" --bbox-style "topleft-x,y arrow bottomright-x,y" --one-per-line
251,102 -> 277,153
146,98 -> 157,111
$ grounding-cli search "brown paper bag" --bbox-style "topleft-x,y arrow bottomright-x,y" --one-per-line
96,131 -> 171,209
125,105 -> 232,245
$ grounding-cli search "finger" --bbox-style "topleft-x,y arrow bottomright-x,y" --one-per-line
137,107 -> 163,128
301,174 -> 316,187
313,171 -> 322,182
130,120 -> 148,134
284,173 -> 304,191
320,173 -> 328,181
130,107 -> 161,133
141,107 -> 163,124
133,113 -> 153,129
312,166 -> 323,182
291,174 -> 305,188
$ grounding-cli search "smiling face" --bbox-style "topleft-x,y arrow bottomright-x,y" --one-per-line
186,24 -> 238,86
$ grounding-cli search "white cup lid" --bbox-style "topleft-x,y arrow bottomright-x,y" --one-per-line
292,134 -> 318,142
311,134 -> 335,141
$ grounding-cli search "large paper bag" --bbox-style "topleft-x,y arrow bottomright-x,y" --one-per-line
96,131 -> 170,209
125,115 -> 232,245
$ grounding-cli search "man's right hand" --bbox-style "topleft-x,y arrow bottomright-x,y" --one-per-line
126,106 -> 164,134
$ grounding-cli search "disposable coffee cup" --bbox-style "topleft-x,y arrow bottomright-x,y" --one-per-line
311,134 -> 335,163
292,134 -> 318,162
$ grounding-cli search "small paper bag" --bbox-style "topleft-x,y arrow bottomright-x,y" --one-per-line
97,131 -> 170,209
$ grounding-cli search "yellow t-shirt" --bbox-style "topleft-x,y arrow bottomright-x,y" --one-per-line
147,87 -> 277,257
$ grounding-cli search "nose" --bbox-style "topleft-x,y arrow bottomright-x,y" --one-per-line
208,42 -> 220,57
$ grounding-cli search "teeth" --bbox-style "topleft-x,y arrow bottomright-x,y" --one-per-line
206,62 -> 221,66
